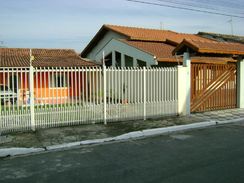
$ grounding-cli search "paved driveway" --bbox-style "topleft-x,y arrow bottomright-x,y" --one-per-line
1,122 -> 244,183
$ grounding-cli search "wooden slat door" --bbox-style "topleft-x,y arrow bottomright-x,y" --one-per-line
191,63 -> 237,112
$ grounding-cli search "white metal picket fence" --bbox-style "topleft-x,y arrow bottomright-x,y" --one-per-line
0,66 -> 178,133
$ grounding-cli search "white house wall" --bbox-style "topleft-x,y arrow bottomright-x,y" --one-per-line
95,39 -> 157,67
86,31 -> 126,61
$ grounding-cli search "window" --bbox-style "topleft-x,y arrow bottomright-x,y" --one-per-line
137,60 -> 147,67
49,73 -> 67,88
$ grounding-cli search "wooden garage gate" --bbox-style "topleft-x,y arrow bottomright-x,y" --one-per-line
191,63 -> 237,112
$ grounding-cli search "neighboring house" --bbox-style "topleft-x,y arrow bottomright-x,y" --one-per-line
81,24 -> 240,67
0,48 -> 97,105
198,32 -> 244,44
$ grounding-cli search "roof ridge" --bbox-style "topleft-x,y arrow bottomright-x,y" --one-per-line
104,24 -> 176,33
104,24 -> 212,37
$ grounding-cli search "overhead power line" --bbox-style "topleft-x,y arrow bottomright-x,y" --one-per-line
156,0 -> 244,17
126,0 -> 244,19
173,0 -> 244,9
156,0 -> 219,11
158,0 -> 244,11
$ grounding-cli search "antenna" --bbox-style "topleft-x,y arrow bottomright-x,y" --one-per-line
227,16 -> 234,36
160,22 -> 164,30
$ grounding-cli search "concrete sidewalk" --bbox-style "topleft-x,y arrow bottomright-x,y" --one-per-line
1,108 -> 244,151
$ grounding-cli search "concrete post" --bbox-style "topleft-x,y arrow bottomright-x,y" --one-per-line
178,52 -> 191,115
112,51 -> 116,67
133,57 -> 137,67
237,58 -> 244,108
121,53 -> 125,67
178,66 -> 187,115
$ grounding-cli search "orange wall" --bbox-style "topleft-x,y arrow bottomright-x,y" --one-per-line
0,71 -> 96,104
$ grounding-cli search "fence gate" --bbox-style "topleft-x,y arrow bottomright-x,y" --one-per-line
191,63 -> 237,112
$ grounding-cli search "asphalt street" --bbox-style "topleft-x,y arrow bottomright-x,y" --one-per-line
0,122 -> 244,183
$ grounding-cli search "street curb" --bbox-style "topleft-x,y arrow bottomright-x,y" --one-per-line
216,117 -> 244,125
1,117 -> 244,158
46,137 -> 115,151
0,148 -> 45,158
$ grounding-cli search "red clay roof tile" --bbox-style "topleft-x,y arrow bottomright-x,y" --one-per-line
105,24 -> 212,44
173,39 -> 244,55
0,48 -> 97,67
120,40 -> 236,63
120,40 -> 175,60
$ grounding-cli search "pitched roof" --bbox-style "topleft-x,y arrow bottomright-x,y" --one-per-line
81,24 -> 241,64
120,40 -> 176,61
81,24 -> 212,57
0,48 -> 97,67
105,25 -> 210,44
173,39 -> 244,55
119,40 -> 236,63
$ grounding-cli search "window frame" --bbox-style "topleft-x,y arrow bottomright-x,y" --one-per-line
49,73 -> 68,88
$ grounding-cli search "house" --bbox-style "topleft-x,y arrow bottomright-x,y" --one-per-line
81,24 -> 239,67
81,24 -> 244,112
198,32 -> 244,44
0,48 -> 97,105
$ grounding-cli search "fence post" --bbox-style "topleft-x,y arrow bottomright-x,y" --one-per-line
143,66 -> 146,120
103,65 -> 107,125
183,52 -> 191,115
29,66 -> 35,131
237,58 -> 244,108
178,52 -> 191,115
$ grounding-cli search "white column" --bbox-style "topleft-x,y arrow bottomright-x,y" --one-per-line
121,53 -> 125,67
178,52 -> 191,115
29,66 -> 35,131
112,51 -> 116,67
237,58 -> 244,108
133,57 -> 137,67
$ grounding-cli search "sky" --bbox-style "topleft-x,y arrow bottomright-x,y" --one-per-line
0,0 -> 244,52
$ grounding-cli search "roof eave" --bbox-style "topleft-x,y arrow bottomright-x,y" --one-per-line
81,24 -> 132,57
172,39 -> 199,55
118,39 -> 155,58
198,49 -> 244,55
81,25 -> 109,57
165,39 -> 180,46
157,57 -> 179,62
